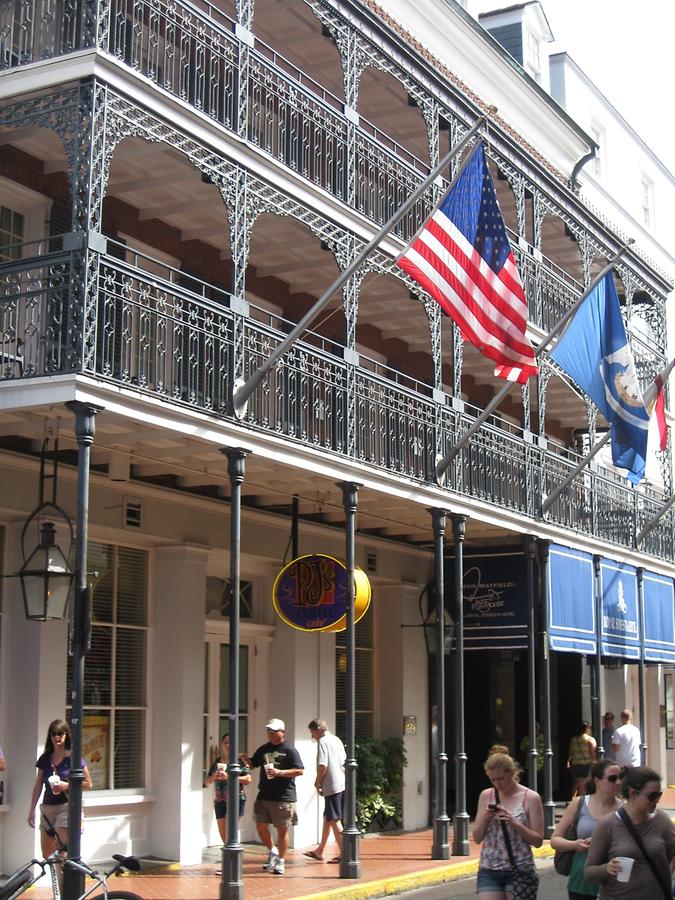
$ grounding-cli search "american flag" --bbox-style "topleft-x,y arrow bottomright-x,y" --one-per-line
643,358 -> 674,452
396,142 -> 537,384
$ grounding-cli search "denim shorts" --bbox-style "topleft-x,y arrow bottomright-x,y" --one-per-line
477,868 -> 513,894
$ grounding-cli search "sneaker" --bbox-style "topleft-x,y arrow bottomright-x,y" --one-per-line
262,848 -> 279,871
215,868 -> 222,876
273,858 -> 285,875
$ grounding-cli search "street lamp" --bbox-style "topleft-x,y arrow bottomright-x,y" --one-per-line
19,514 -> 74,621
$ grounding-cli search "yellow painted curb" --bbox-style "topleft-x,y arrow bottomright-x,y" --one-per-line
300,847 -> 554,900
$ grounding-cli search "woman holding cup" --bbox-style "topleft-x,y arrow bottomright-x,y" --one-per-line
585,766 -> 675,898
205,734 -> 251,875
27,719 -> 92,858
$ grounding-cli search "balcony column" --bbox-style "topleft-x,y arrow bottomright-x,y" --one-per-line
226,174 -> 253,393
538,541 -> 556,837
451,513 -> 470,856
235,1 -> 254,138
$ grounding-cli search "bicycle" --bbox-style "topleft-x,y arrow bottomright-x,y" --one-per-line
0,820 -> 142,900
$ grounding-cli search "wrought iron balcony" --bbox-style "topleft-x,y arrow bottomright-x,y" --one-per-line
0,238 -> 671,559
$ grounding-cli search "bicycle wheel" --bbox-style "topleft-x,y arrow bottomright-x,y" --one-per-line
90,893 -> 143,900
0,867 -> 33,900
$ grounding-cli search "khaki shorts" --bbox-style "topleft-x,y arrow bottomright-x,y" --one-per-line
40,803 -> 69,832
254,797 -> 298,829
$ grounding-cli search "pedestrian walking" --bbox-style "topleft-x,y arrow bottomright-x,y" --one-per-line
205,734 -> 251,876
567,722 -> 596,798
303,718 -> 345,863
601,714 -> 616,761
610,710 -> 641,768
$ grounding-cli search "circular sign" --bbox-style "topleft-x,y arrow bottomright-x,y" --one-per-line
272,554 -> 371,632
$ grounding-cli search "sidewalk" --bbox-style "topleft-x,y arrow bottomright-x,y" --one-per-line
29,788 -> 675,900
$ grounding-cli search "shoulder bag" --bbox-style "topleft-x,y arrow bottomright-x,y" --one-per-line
617,807 -> 670,900
498,795 -> 539,900
553,796 -> 584,876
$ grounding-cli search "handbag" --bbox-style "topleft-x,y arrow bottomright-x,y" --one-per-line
617,807 -> 671,900
498,802 -> 539,900
553,796 -> 584,876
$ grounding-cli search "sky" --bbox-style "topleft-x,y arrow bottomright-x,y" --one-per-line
474,0 -> 675,174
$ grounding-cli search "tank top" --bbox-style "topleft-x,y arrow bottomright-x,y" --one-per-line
479,788 -> 536,871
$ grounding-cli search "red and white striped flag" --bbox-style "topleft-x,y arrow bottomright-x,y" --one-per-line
643,358 -> 674,451
396,142 -> 537,384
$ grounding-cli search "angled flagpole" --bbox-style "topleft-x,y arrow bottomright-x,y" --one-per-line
636,493 -> 675,546
434,241 -> 634,483
541,431 -> 610,515
232,109 -> 496,419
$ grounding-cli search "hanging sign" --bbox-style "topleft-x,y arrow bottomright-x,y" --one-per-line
600,558 -> 640,659
272,554 -> 371,632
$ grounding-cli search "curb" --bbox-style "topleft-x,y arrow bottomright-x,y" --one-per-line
299,846 -> 555,900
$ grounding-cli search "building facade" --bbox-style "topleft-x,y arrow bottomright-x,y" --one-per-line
0,0 -> 673,872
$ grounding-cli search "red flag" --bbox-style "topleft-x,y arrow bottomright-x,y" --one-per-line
396,143 -> 537,384
643,358 -> 674,451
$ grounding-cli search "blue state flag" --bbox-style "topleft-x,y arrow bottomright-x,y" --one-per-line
550,271 -> 649,484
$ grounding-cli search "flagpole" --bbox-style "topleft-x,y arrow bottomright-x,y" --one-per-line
232,109 -> 496,419
434,242 -> 633,482
635,492 -> 675,546
540,431 -> 611,515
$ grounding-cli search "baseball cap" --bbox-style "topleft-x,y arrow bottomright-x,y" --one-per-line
266,718 -> 285,731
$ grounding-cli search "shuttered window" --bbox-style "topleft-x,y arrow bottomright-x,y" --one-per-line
67,542 -> 148,790
336,603 -> 374,739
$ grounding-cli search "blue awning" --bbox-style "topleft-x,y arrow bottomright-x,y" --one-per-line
599,559 -> 640,659
548,545 -> 596,654
642,570 -> 675,664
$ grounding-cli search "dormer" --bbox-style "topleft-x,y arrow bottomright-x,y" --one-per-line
478,2 -> 554,91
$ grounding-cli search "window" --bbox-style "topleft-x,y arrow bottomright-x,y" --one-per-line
0,205 -> 24,261
641,176 -> 654,228
67,542 -> 148,790
590,124 -> 604,179
336,604 -> 374,739
524,29 -> 541,83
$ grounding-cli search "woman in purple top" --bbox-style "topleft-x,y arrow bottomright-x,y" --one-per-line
28,719 -> 92,858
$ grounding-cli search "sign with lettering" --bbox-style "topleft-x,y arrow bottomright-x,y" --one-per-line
272,554 -> 371,632
599,558 -> 640,659
445,550 -> 528,650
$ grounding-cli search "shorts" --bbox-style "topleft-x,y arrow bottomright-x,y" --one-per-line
571,764 -> 590,779
214,797 -> 246,820
40,802 -> 69,832
324,792 -> 344,822
254,797 -> 298,829
477,868 -> 513,894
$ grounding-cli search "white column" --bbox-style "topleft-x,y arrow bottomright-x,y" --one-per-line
150,544 -> 209,864
2,522 -> 69,872
646,667 -> 666,775
268,624 -> 335,849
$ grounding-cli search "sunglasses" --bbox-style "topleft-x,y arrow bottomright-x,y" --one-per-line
640,790 -> 663,802
604,774 -> 621,783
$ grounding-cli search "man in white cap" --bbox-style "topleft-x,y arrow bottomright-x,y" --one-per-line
243,718 -> 304,876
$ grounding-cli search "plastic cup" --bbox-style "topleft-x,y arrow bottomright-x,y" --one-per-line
264,763 -> 274,778
48,774 -> 61,788
616,857 -> 634,882
216,763 -> 227,775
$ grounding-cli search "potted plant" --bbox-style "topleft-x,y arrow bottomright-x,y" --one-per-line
354,736 -> 407,832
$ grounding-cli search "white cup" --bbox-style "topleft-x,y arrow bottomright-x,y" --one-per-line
616,856 -> 634,882
48,774 -> 61,789
264,763 -> 274,778
216,763 -> 227,775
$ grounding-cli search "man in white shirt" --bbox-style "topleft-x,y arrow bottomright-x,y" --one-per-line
304,719 -> 346,862
611,708 -> 642,768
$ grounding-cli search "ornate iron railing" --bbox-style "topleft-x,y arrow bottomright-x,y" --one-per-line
1,243 -> 672,557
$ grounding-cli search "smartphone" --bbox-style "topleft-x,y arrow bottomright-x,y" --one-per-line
488,803 -> 499,811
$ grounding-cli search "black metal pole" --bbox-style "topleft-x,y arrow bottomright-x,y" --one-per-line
431,509 -> 450,859
62,401 -> 102,900
220,448 -> 249,900
338,481 -> 361,879
524,536 -> 538,791
291,496 -> 299,560
637,567 -> 647,765
538,541 -> 555,837
592,555 -> 604,757
451,514 -> 469,856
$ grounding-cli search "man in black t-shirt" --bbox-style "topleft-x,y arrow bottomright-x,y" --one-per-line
243,717 -> 304,876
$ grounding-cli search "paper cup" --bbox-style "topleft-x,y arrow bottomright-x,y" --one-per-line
616,857 -> 634,882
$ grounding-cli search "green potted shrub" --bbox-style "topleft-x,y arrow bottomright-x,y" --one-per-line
354,736 -> 407,832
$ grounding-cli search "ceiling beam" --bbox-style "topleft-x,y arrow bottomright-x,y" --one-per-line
0,125 -> 48,144
109,172 -> 189,195
139,195 -> 224,220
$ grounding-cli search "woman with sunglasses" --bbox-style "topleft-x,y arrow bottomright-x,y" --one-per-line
585,766 -> 675,898
27,719 -> 92,859
551,759 -> 622,899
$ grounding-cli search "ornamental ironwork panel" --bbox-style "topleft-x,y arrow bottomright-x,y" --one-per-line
247,53 -> 348,200
354,369 -> 435,480
106,0 -> 237,128
241,321 -> 347,453
458,419 -> 529,512
0,246 -> 75,377
97,253 -> 232,412
0,0 -> 82,68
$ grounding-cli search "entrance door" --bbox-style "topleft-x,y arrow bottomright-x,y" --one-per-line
202,633 -> 253,846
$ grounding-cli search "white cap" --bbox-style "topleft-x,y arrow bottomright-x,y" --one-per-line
265,718 -> 285,732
